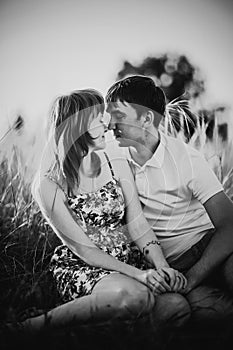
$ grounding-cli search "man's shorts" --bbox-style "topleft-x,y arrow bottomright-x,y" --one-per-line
170,229 -> 214,273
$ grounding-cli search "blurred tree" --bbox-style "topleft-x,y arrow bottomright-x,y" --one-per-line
117,54 -> 205,102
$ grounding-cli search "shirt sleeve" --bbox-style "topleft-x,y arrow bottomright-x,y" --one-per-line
188,149 -> 224,204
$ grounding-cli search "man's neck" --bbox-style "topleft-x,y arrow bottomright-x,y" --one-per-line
130,129 -> 160,166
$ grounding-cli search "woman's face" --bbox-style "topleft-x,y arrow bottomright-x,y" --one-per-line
88,112 -> 108,150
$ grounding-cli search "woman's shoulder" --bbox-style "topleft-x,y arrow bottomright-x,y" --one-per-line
32,171 -> 67,205
104,140 -> 126,159
103,139 -> 127,164
103,148 -> 132,182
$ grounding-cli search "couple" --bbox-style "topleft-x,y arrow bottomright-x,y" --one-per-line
17,75 -> 233,332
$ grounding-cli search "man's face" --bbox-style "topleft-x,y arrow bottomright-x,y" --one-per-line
107,101 -> 144,147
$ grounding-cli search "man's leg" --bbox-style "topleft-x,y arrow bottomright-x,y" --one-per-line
152,293 -> 191,328
186,284 -> 233,324
170,232 -> 233,324
142,293 -> 191,348
221,252 -> 233,294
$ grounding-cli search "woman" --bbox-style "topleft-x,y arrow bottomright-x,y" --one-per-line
17,89 -> 188,332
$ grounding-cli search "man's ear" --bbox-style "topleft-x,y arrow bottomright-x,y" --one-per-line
143,110 -> 163,128
143,110 -> 154,127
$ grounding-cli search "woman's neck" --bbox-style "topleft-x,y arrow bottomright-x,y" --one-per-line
76,150 -> 111,194
79,151 -> 93,178
80,149 -> 101,178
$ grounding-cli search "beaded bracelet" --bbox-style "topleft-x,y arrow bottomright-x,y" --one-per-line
142,240 -> 161,255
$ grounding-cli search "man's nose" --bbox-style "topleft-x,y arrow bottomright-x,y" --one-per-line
108,117 -> 115,130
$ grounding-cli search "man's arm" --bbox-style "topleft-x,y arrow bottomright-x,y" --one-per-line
184,191 -> 233,293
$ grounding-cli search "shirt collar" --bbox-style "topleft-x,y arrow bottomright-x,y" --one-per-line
126,131 -> 166,169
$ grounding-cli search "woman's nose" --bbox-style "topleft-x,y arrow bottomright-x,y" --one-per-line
102,114 -> 111,128
103,122 -> 108,131
108,118 -> 115,130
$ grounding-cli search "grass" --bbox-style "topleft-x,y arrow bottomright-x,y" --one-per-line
1,115 -> 233,349
0,149 -> 62,322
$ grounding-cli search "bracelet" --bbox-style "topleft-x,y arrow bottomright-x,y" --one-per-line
142,240 -> 161,255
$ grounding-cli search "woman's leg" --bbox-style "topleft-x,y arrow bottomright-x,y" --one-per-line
18,273 -> 155,332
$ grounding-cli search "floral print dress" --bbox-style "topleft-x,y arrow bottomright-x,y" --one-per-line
49,153 -> 149,303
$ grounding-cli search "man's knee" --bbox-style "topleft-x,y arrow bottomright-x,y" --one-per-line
152,293 -> 191,328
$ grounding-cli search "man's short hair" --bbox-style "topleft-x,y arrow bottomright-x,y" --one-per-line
106,75 -> 166,117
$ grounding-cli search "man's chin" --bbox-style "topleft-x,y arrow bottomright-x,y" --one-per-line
115,137 -> 129,147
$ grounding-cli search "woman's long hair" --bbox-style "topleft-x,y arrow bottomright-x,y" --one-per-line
41,89 -> 104,196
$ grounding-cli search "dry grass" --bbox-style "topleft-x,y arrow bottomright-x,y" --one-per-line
0,149 -> 61,325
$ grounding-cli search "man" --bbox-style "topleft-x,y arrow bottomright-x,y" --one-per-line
106,75 -> 233,323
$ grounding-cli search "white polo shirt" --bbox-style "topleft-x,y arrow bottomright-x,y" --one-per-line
124,132 -> 223,263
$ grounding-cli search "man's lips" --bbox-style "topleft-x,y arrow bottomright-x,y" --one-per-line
114,130 -> 122,138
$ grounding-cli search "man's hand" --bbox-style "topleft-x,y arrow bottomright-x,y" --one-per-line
157,267 -> 188,293
181,267 -> 203,294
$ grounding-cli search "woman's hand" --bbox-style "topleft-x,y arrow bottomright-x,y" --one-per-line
157,267 -> 187,293
135,269 -> 172,294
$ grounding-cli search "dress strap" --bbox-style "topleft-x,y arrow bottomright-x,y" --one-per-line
104,152 -> 115,178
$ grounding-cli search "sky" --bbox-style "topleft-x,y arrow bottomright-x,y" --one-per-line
0,0 -> 233,138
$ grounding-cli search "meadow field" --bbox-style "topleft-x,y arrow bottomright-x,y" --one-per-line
1,113 -> 233,350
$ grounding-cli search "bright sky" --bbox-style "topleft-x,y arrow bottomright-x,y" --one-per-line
0,0 -> 233,136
